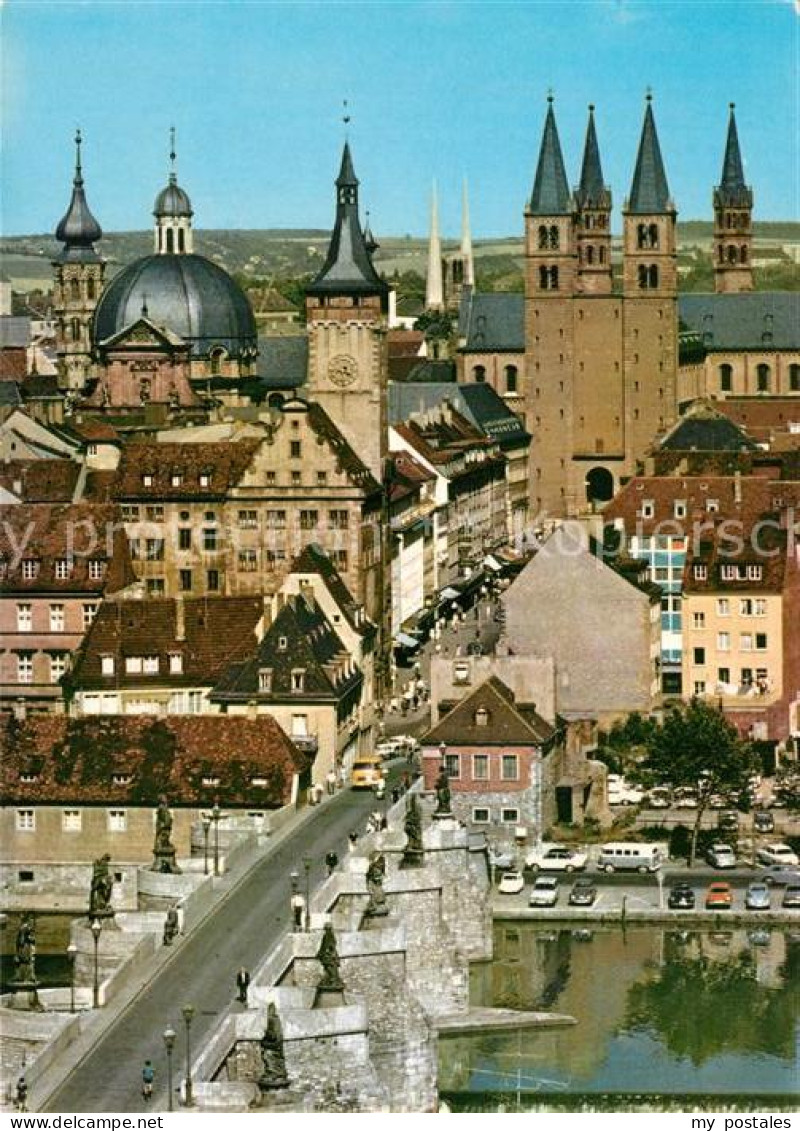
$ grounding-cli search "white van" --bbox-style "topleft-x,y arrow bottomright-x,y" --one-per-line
597,842 -> 662,873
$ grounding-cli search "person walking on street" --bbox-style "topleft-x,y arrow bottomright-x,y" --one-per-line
141,1061 -> 155,1101
16,1076 -> 28,1112
236,967 -> 250,1004
348,831 -> 359,851
338,765 -> 347,790
325,850 -> 339,876
326,769 -> 336,796
291,890 -> 306,931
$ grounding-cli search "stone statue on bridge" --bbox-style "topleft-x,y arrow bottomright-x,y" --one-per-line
434,762 -> 452,817
316,922 -> 344,992
258,1003 -> 289,1091
13,914 -> 37,987
89,854 -> 115,919
152,795 -> 181,874
402,794 -> 424,867
365,852 -> 389,918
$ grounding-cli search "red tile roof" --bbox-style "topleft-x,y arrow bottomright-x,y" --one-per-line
0,349 -> 27,380
112,440 -> 262,500
423,675 -> 555,747
69,596 -> 264,690
0,460 -> 81,503
0,714 -> 309,808
0,503 -> 136,594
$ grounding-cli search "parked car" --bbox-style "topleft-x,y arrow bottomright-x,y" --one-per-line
781,885 -> 800,909
668,882 -> 696,910
607,774 -> 644,806
705,882 -> 733,910
568,878 -> 597,907
646,787 -> 671,809
528,876 -> 560,907
597,842 -> 662,873
718,811 -> 740,834
525,844 -> 588,872
497,871 -> 525,895
753,810 -> 776,834
745,882 -> 771,911
706,843 -> 737,869
674,787 -> 699,809
488,848 -> 515,872
759,864 -> 800,887
755,843 -> 799,867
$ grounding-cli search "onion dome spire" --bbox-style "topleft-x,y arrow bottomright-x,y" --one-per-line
306,139 -> 389,305
714,103 -> 752,209
154,127 -> 193,219
627,92 -> 673,214
54,129 -> 103,262
575,105 -> 611,210
529,94 -> 571,216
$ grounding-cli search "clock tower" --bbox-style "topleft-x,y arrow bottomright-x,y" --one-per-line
305,142 -> 390,483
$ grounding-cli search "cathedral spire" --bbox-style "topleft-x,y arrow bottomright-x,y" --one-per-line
153,129 -> 193,253
529,95 -> 571,216
306,141 -> 388,305
460,179 -> 474,287
715,104 -> 752,208
54,129 -> 103,262
627,94 -> 673,214
425,181 -> 444,310
575,105 -> 609,210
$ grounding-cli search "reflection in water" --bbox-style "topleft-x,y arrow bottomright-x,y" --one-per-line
442,926 -> 799,1099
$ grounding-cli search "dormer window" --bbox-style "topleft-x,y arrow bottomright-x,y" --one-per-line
674,500 -> 687,519
101,655 -> 115,676
258,667 -> 273,692
747,565 -> 763,581
693,564 -> 707,581
19,772 -> 39,784
142,473 -> 154,487
55,558 -> 73,579
474,706 -> 489,727
171,473 -> 183,487
169,653 -> 183,674
88,559 -> 105,580
641,500 -> 655,520
706,499 -> 719,513
277,636 -> 288,652
21,559 -> 39,580
291,668 -> 306,692
250,776 -> 267,788
112,773 -> 132,786
199,471 -> 212,488
202,776 -> 220,787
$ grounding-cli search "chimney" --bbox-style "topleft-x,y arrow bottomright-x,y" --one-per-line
175,596 -> 185,642
247,698 -> 258,720
734,470 -> 742,505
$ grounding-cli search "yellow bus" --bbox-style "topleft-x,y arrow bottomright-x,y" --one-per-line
351,755 -> 383,789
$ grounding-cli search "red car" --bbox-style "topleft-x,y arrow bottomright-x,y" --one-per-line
705,882 -> 733,910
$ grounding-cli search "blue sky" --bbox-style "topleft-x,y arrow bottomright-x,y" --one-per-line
2,0 -> 798,239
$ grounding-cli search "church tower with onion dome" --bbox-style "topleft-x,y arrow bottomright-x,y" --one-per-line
52,130 -> 105,390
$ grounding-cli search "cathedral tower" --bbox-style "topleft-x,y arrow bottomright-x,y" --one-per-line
713,104 -> 753,293
305,141 -> 390,484
52,130 -> 105,390
425,182 -> 444,311
574,106 -> 612,295
622,95 -> 678,462
154,129 -> 194,255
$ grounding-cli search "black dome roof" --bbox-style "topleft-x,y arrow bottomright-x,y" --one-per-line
93,254 -> 257,359
154,176 -> 193,218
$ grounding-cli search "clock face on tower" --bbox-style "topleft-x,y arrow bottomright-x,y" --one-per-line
327,353 -> 358,387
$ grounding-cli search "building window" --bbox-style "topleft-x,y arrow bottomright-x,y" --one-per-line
21,559 -> 39,580
291,668 -> 305,691
693,647 -> 705,665
178,527 -> 192,550
693,564 -> 707,580
693,681 -> 706,696
143,655 -> 159,674
474,707 -> 489,727
259,668 -> 273,692
472,754 -> 489,780
179,569 -> 193,591
717,632 -> 730,652
16,809 -> 35,831
145,505 -> 164,522
501,808 -> 519,824
719,363 -> 733,392
47,603 -> 65,633
62,810 -> 82,831
472,807 -> 491,824
290,714 -> 307,736
238,549 -> 258,572
88,559 -> 105,580
332,550 -> 348,571
756,363 -> 771,393
692,612 -> 705,629
501,755 -> 519,781
125,656 -> 143,674
755,633 -> 768,651
317,471 -> 328,485
170,473 -> 183,487
207,570 -> 220,591
300,510 -> 318,530
641,500 -> 655,519
121,505 -> 140,521
715,599 -> 729,617
444,753 -> 460,778
328,510 -> 349,530
505,365 -> 518,394
107,810 -> 127,832
17,653 -> 34,683
746,565 -> 763,581
790,364 -> 800,392
238,510 -> 258,529
146,579 -> 165,596
740,634 -> 753,652
753,599 -> 767,616
16,604 -> 32,632
267,510 -> 286,529
101,655 -> 115,676
50,652 -> 68,683
82,603 -> 98,629
717,667 -> 731,685
290,441 -> 302,459
674,500 -> 687,519
199,473 -> 212,488
291,471 -> 301,485
142,473 -> 153,487
55,558 -> 73,580
169,653 -> 183,674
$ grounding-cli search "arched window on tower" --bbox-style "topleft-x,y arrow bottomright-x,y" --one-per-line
586,246 -> 594,265
178,229 -> 185,253
637,224 -> 647,249
789,364 -> 800,392
648,223 -> 659,248
599,246 -> 605,264
756,364 -> 771,393
538,226 -> 548,250
718,244 -> 724,263
719,364 -> 733,393
166,229 -> 174,254
549,226 -> 559,249
740,246 -> 747,263
210,347 -> 227,377
71,318 -> 80,341
638,265 -> 648,289
727,246 -> 738,264
473,365 -> 486,383
87,278 -> 95,301
585,467 -> 614,505
504,365 -> 518,394
70,278 -> 80,301
648,265 -> 659,288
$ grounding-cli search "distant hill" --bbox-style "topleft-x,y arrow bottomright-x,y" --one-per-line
2,221 -> 798,293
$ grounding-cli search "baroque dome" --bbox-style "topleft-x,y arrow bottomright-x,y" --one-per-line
93,253 -> 257,359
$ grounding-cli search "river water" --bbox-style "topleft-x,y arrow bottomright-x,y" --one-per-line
439,924 -> 799,1109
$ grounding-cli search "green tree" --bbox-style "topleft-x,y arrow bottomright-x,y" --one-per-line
636,699 -> 757,865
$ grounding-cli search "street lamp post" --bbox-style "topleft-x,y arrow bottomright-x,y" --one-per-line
303,858 -> 311,932
201,814 -> 211,875
67,942 -> 77,1013
90,918 -> 102,1009
162,1026 -> 176,1112
212,801 -> 221,876
182,1004 -> 195,1107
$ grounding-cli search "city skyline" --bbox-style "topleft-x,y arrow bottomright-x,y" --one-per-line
2,0 -> 798,239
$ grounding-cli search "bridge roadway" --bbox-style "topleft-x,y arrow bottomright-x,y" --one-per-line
43,774 -> 404,1114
